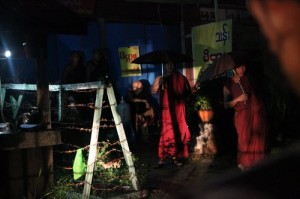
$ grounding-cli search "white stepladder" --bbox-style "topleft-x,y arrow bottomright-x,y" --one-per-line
0,80 -> 139,198
82,82 -> 139,199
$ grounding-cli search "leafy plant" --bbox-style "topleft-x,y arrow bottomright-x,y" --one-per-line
41,169 -> 77,199
45,141 -> 140,199
193,94 -> 212,111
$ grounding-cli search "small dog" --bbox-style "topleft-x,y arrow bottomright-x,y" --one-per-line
194,123 -> 217,156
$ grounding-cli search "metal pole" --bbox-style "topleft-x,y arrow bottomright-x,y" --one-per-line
232,69 -> 245,93
58,87 -> 62,122
0,77 -> 5,122
232,69 -> 247,105
214,0 -> 219,22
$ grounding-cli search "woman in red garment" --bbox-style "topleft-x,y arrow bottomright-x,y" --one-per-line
152,62 -> 191,167
223,64 -> 268,171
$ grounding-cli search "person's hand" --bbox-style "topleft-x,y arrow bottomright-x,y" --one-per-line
147,108 -> 155,118
145,101 -> 150,109
143,108 -> 155,119
155,76 -> 162,82
232,75 -> 241,84
236,93 -> 248,103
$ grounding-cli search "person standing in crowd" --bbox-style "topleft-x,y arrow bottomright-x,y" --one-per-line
151,62 -> 191,167
62,51 -> 86,84
126,80 -> 156,142
86,48 -> 109,82
85,48 -> 110,121
61,51 -> 87,121
223,62 -> 268,171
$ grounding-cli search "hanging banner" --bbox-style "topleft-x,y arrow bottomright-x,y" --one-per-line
192,19 -> 232,82
118,46 -> 142,77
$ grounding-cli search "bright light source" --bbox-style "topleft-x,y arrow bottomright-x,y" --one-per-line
4,50 -> 11,58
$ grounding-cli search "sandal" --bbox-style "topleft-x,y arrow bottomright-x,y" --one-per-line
173,158 -> 183,167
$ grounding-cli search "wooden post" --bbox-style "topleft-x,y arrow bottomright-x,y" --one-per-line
106,84 -> 139,191
82,86 -> 104,199
26,32 -> 51,129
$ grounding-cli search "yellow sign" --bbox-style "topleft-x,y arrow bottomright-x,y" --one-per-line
192,19 -> 232,82
118,46 -> 141,77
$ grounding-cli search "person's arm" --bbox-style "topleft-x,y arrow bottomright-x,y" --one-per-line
128,90 -> 151,109
151,76 -> 162,94
223,86 -> 248,109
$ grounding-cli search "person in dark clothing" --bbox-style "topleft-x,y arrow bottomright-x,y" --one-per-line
61,51 -> 87,121
62,51 -> 86,84
86,48 -> 109,82
127,80 -> 156,142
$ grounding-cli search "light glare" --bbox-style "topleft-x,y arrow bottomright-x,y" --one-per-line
4,50 -> 11,58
